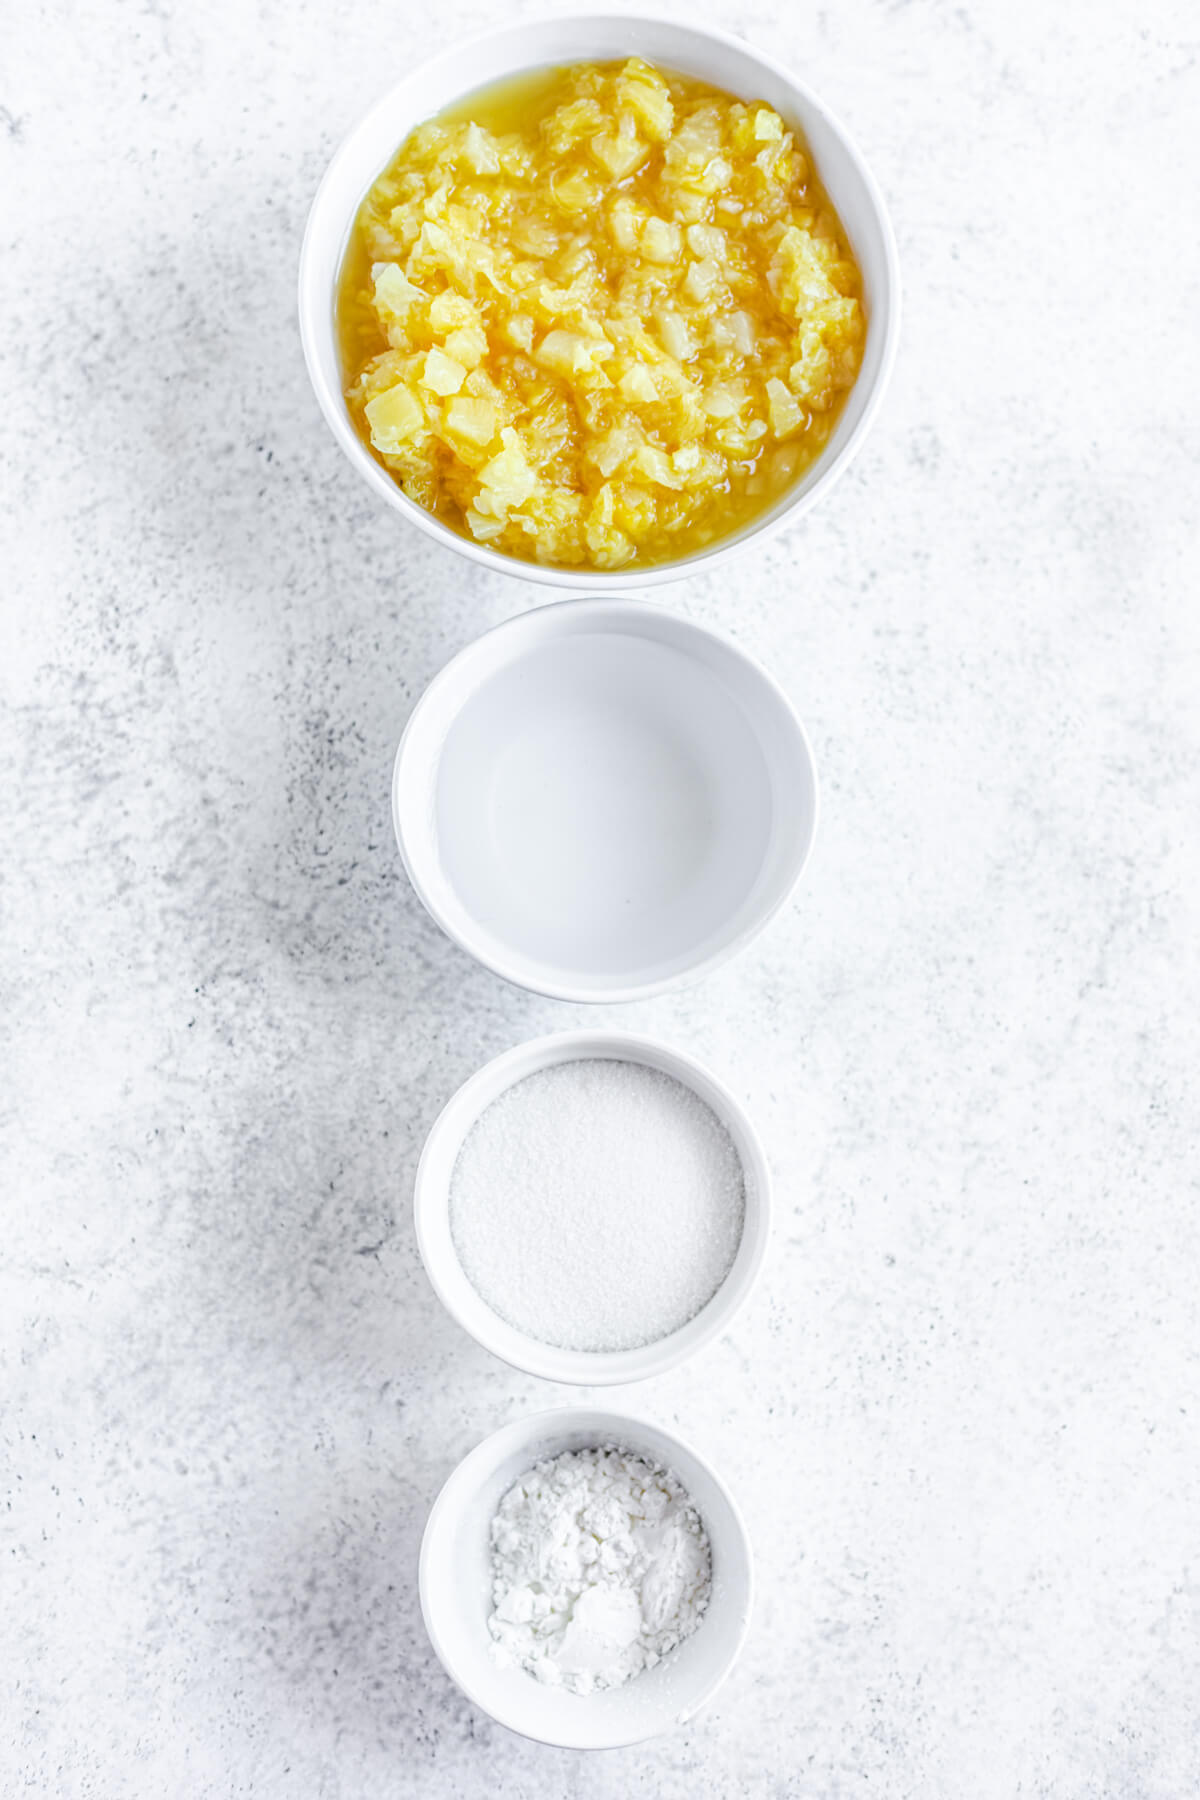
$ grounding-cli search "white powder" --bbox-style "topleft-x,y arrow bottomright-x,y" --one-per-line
488,1446 -> 711,1693
449,1058 -> 746,1352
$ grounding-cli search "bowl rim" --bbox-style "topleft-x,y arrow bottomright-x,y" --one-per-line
297,9 -> 902,590
412,1029 -> 773,1384
390,594 -> 821,1003
417,1404 -> 756,1748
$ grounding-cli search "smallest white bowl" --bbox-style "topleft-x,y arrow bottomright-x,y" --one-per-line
414,1031 -> 771,1384
392,598 -> 818,1003
419,1407 -> 754,1748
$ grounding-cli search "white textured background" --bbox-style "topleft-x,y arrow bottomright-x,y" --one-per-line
3,1 -> 1199,1794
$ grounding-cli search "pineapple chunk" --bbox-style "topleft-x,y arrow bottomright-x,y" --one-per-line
373,263 -> 426,317
656,310 -> 694,363
543,97 -> 606,154
590,423 -> 640,478
685,224 -> 726,260
619,365 -> 659,405
775,225 -> 843,316
789,338 -> 834,407
703,385 -> 739,419
590,116 -> 649,180
478,428 -> 537,514
616,59 -> 674,143
641,217 -> 681,264
443,396 -> 499,446
421,347 -> 467,395
535,330 -> 612,378
634,444 -> 683,490
666,108 -> 723,174
502,314 -> 535,352
463,122 -> 500,175
608,195 -> 642,254
364,384 -> 426,453
766,377 -> 805,439
549,164 -> 602,213
465,506 -> 506,542
463,366 -> 507,410
513,216 -> 560,258
372,264 -> 428,345
443,324 -> 488,369
615,483 -> 654,535
717,310 -> 755,355
585,483 -> 634,566
500,313 -> 532,351
683,257 -> 720,301
429,291 -> 478,334
410,217 -> 453,267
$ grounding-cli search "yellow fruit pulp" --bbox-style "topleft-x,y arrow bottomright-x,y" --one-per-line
336,59 -> 866,570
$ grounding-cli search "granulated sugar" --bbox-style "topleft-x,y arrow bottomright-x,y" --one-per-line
448,1058 -> 745,1352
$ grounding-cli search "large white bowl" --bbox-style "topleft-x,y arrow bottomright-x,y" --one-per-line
392,597 -> 818,1002
414,1030 -> 771,1385
419,1407 -> 754,1747
299,12 -> 900,589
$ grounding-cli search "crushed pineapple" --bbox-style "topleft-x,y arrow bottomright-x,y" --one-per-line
337,59 -> 865,570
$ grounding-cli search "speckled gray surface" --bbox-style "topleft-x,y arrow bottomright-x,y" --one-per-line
3,1 -> 1200,1794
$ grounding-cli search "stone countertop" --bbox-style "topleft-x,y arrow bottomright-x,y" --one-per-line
3,1 -> 1199,1794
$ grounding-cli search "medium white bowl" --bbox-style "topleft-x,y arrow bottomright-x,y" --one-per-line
414,1031 -> 771,1385
298,12 -> 900,589
392,597 -> 818,1002
419,1406 -> 754,1747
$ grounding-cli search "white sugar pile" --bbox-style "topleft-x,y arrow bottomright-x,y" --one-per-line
448,1058 -> 745,1352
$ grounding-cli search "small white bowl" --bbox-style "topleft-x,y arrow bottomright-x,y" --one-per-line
392,598 -> 818,1002
298,12 -> 900,589
419,1406 -> 754,1747
414,1031 -> 771,1385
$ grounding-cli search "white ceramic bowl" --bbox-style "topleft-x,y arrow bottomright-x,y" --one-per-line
392,597 -> 818,1002
414,1030 -> 771,1385
420,1406 -> 754,1747
299,13 -> 900,589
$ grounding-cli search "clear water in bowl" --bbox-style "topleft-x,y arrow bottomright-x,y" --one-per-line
434,631 -> 774,982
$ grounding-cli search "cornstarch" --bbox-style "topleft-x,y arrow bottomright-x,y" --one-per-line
489,1447 -> 711,1693
448,1057 -> 745,1351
